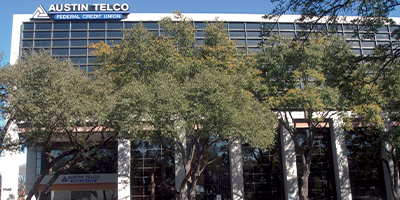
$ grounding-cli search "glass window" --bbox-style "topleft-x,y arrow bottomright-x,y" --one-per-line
229,31 -> 245,37
351,48 -> 361,55
279,23 -> 295,30
22,40 -> 33,47
70,48 -> 87,55
124,22 -> 139,29
23,32 -> 33,39
246,23 -> 261,30
24,23 -> 34,30
54,23 -> 69,30
376,33 -> 390,40
295,23 -> 310,30
71,40 -> 87,47
35,23 -> 52,30
89,22 -> 105,29
89,39 -> 105,44
377,41 -> 391,46
195,22 -> 207,29
263,23 -> 278,30
34,40 -> 51,47
377,25 -> 388,32
348,40 -> 360,48
53,31 -> 69,38
345,32 -> 359,39
195,31 -> 204,37
52,40 -> 69,47
196,39 -> 205,46
344,24 -> 358,31
71,22 -> 87,29
107,39 -> 121,46
34,31 -> 51,39
235,39 -> 246,45
89,31 -> 105,38
248,47 -> 262,53
52,48 -> 69,56
229,22 -> 245,29
362,41 -> 375,48
247,31 -> 261,38
328,24 -> 343,31
107,22 -> 123,29
280,31 -> 296,38
247,39 -> 262,46
313,24 -> 327,30
70,57 -> 87,64
88,56 -> 96,63
71,31 -> 87,38
107,31 -> 123,38
142,22 -> 158,29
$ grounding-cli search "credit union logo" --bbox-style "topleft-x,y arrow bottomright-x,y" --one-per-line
32,3 -> 129,20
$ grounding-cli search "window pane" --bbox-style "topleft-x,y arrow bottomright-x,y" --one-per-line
263,23 -> 278,30
296,23 -> 310,30
54,23 -> 69,30
377,25 -> 388,32
247,31 -> 261,37
52,48 -> 69,56
351,48 -> 361,55
24,23 -> 34,30
142,22 -> 158,29
71,22 -> 87,29
23,32 -> 33,39
36,23 -> 52,30
280,23 -> 295,30
246,23 -> 261,30
70,57 -> 87,64
22,40 -> 33,47
107,39 -> 121,46
34,40 -> 51,47
235,39 -> 246,45
376,33 -> 390,40
247,39 -> 262,46
89,22 -> 105,29
71,40 -> 87,46
53,31 -> 69,38
345,32 -> 358,39
195,22 -> 207,29
280,31 -> 295,38
70,48 -> 87,55
89,39 -> 105,44
195,31 -> 204,37
35,31 -> 51,38
71,31 -> 87,38
362,41 -> 375,48
107,31 -> 123,38
89,31 -> 105,38
124,22 -> 139,29
229,31 -> 245,37
229,22 -> 245,29
107,22 -> 123,29
363,49 -> 374,55
53,40 -> 69,47
344,24 -> 357,31
348,40 -> 360,48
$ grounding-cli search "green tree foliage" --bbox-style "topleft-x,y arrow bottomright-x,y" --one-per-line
90,11 -> 277,200
0,51 -> 119,200
256,34 -> 355,199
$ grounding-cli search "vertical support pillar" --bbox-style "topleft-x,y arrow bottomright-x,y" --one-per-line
229,140 -> 244,200
382,151 -> 395,200
25,146 -> 37,198
329,118 -> 352,200
118,139 -> 130,200
280,124 -> 299,200
1,121 -> 19,200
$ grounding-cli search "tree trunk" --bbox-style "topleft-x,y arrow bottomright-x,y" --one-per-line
298,153 -> 311,200
188,173 -> 198,200
392,160 -> 400,200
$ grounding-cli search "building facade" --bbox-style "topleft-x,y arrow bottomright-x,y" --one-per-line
7,4 -> 400,200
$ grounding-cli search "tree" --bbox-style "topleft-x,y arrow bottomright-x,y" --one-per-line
18,164 -> 26,197
256,34 -> 356,199
89,11 -> 277,200
0,51 -> 120,200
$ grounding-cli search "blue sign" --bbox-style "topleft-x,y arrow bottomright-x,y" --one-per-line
54,13 -> 123,20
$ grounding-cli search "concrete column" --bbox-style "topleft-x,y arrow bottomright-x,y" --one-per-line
25,146 -> 37,196
279,124 -> 299,200
329,119 -> 352,200
118,139 -> 130,200
229,140 -> 244,200
1,122 -> 19,200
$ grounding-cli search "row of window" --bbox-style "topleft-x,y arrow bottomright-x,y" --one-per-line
23,21 -> 399,32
